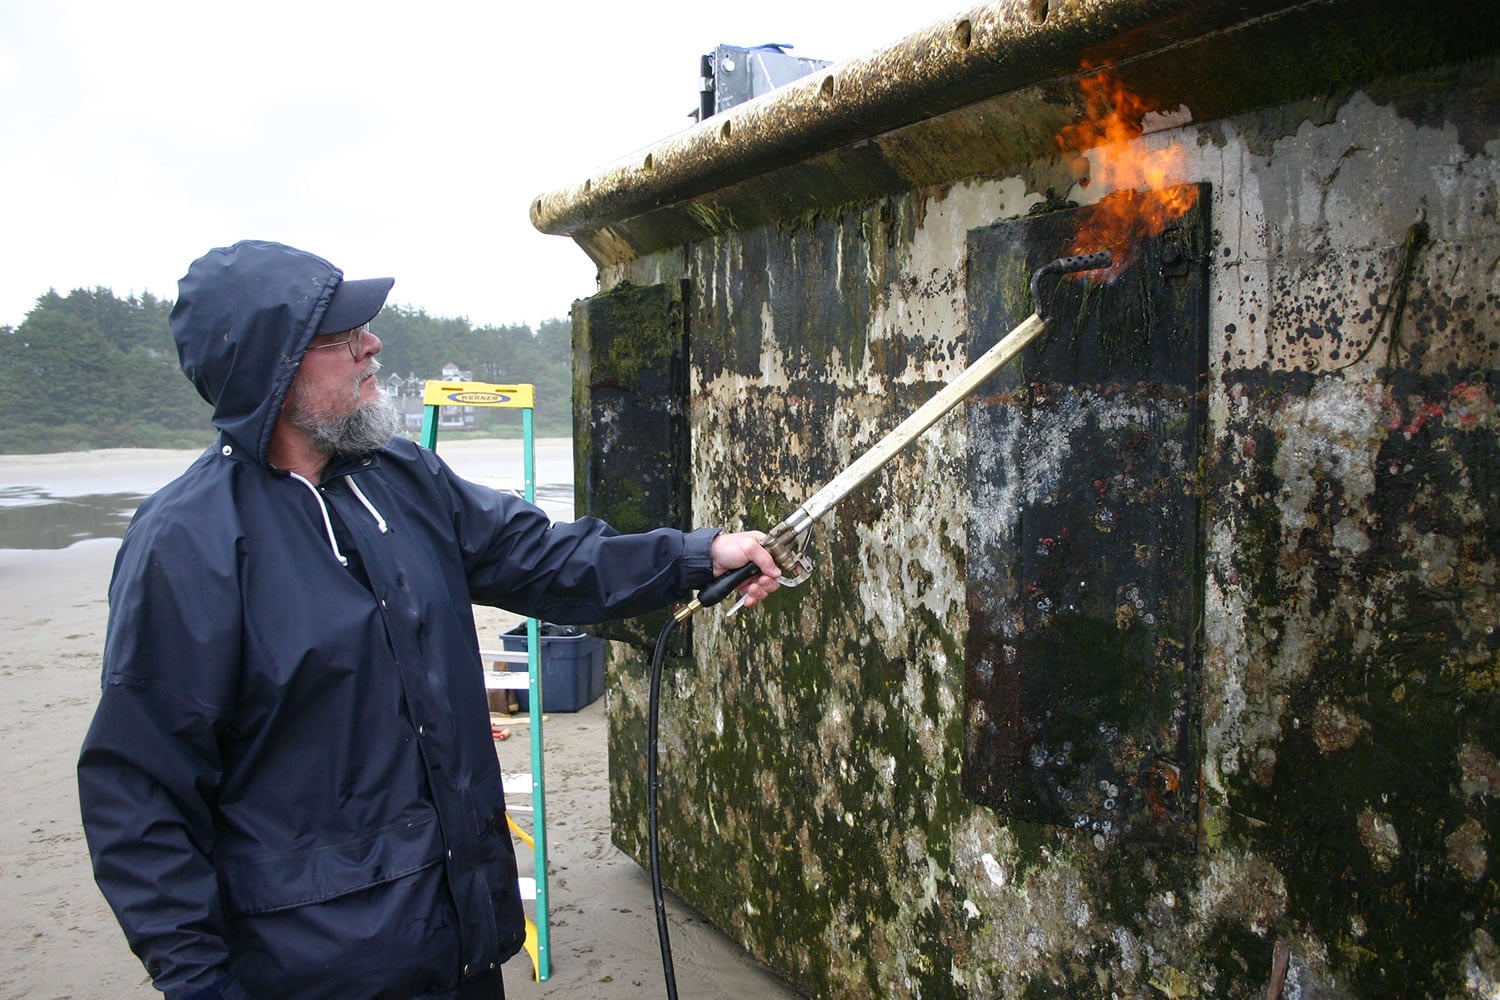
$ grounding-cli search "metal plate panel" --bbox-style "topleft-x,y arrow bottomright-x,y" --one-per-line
962,186 -> 1209,846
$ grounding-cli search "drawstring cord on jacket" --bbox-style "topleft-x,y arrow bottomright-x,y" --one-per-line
286,471 -> 391,565
287,472 -> 348,566
347,477 -> 390,535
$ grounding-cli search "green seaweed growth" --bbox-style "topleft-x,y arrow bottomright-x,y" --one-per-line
658,529 -> 986,998
595,477 -> 652,534
1225,636 -> 1496,997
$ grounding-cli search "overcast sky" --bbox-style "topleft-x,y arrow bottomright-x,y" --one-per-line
1,2 -> 955,332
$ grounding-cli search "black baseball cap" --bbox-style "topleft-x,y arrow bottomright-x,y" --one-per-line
318,275 -> 394,334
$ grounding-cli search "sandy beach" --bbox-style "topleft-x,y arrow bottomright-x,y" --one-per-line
0,444 -> 799,1000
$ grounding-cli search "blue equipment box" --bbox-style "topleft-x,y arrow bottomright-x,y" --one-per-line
500,624 -> 606,712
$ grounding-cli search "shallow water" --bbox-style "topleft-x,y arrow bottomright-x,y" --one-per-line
0,488 -> 142,550
0,442 -> 575,551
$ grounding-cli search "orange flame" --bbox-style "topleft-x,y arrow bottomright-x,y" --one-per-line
1056,64 -> 1196,271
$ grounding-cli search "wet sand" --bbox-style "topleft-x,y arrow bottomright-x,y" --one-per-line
0,444 -> 799,999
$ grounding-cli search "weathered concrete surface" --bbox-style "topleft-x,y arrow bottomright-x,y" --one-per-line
550,4 -> 1500,996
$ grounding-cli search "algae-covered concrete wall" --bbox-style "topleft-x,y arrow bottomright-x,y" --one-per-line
550,3 -> 1499,996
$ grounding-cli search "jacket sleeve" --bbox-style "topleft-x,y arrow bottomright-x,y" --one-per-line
78,522 -> 241,999
437,460 -> 720,623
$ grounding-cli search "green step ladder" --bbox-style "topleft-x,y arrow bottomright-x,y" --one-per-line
419,379 -> 552,982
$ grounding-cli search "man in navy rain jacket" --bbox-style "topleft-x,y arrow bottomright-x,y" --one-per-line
77,240 -> 780,999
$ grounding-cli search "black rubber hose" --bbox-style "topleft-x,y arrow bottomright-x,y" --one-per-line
648,613 -> 681,1000
648,560 -> 754,998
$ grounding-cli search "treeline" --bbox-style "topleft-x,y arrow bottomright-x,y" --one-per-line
0,288 -> 573,454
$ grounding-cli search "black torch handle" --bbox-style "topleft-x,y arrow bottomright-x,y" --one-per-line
695,561 -> 759,609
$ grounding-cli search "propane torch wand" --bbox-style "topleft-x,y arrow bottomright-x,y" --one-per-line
674,250 -> 1113,622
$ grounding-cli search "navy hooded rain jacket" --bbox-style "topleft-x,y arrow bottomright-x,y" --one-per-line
77,241 -> 720,999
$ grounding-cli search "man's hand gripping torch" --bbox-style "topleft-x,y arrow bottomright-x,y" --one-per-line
675,251 -> 1113,624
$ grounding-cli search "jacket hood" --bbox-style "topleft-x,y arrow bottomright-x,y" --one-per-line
169,240 -> 344,466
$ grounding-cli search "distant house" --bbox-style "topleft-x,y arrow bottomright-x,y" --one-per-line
384,372 -> 428,400
392,368 -> 476,432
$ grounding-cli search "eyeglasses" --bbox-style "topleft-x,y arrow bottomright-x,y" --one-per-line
307,324 -> 371,360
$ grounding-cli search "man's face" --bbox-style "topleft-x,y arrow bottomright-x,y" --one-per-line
283,325 -> 400,458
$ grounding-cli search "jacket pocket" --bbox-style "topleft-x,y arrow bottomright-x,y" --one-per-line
217,808 -> 444,917
225,863 -> 461,999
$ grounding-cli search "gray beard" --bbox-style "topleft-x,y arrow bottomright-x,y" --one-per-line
285,362 -> 401,460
